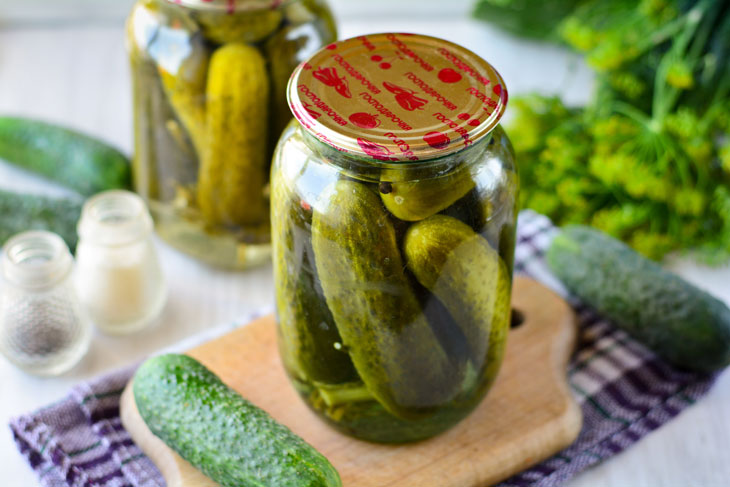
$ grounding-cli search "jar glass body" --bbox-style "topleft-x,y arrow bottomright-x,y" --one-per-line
75,191 -> 167,335
76,238 -> 165,334
0,232 -> 91,376
126,0 -> 337,269
271,123 -> 518,443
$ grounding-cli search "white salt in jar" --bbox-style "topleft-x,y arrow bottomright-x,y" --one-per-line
75,190 -> 166,335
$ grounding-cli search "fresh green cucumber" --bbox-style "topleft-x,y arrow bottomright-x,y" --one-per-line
0,189 -> 82,252
547,225 -> 730,372
0,117 -> 131,196
133,354 -> 342,487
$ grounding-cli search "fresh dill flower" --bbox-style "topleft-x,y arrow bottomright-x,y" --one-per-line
639,0 -> 677,22
609,72 -> 648,100
589,39 -> 640,71
559,17 -> 597,51
595,115 -> 633,137
664,108 -> 701,139
523,191 -> 562,218
681,138 -> 714,166
590,205 -> 652,238
720,143 -> 730,175
672,188 -> 708,216
666,60 -> 695,89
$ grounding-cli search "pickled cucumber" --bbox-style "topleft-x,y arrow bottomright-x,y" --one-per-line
265,28 -> 308,154
192,8 -> 283,44
272,168 -> 357,385
312,180 -> 463,419
198,43 -> 270,227
441,186 -> 493,232
380,165 -> 476,221
404,215 -> 511,368
142,0 -> 209,153
128,0 -> 198,199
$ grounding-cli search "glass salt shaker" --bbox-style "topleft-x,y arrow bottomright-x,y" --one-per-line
75,190 -> 166,335
0,231 -> 91,376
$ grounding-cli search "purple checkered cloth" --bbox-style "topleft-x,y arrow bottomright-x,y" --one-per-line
10,210 -> 718,487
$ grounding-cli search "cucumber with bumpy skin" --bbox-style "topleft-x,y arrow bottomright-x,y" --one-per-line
191,8 -> 283,45
0,117 -> 131,197
265,2 -> 337,153
380,165 -> 476,222
133,353 -> 342,487
272,166 -> 357,385
547,225 -> 730,372
404,215 -> 511,370
0,190 -> 83,252
198,43 -> 270,227
312,180 -> 463,419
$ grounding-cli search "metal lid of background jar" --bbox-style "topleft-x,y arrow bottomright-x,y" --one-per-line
166,0 -> 289,12
288,33 -> 508,162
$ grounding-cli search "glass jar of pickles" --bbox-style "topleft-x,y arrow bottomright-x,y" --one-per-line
272,34 -> 518,442
126,0 -> 336,269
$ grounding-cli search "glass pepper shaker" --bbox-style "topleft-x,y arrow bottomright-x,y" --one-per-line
0,231 -> 91,376
75,190 -> 167,335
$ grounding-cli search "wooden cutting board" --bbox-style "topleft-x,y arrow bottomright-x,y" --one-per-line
120,276 -> 582,487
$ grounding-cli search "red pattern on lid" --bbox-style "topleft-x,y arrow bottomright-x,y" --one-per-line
287,33 -> 508,162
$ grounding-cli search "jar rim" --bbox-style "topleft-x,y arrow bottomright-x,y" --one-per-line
2,231 -> 73,289
288,33 -> 508,164
298,123 -> 498,176
164,0 -> 294,12
77,191 -> 153,247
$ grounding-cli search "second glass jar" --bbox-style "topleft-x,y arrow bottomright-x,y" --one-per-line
127,0 -> 337,269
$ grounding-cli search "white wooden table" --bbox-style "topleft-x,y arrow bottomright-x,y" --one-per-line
0,1 -> 729,485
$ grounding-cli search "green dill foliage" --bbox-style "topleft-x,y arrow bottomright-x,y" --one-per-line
503,0 -> 730,262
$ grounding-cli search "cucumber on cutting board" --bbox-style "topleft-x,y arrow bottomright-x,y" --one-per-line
0,189 -> 83,251
547,225 -> 730,372
0,117 -> 131,196
132,354 -> 342,487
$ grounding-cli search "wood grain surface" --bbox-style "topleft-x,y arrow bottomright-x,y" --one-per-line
121,276 -> 582,487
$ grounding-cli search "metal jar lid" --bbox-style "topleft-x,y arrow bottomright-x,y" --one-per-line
166,0 -> 287,12
287,33 -> 508,162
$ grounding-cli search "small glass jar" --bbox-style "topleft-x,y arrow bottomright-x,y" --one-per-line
126,0 -> 337,269
75,191 -> 166,335
272,34 -> 518,442
0,231 -> 91,376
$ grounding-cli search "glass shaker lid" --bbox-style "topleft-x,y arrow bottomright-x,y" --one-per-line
1,231 -> 73,289
288,33 -> 508,162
